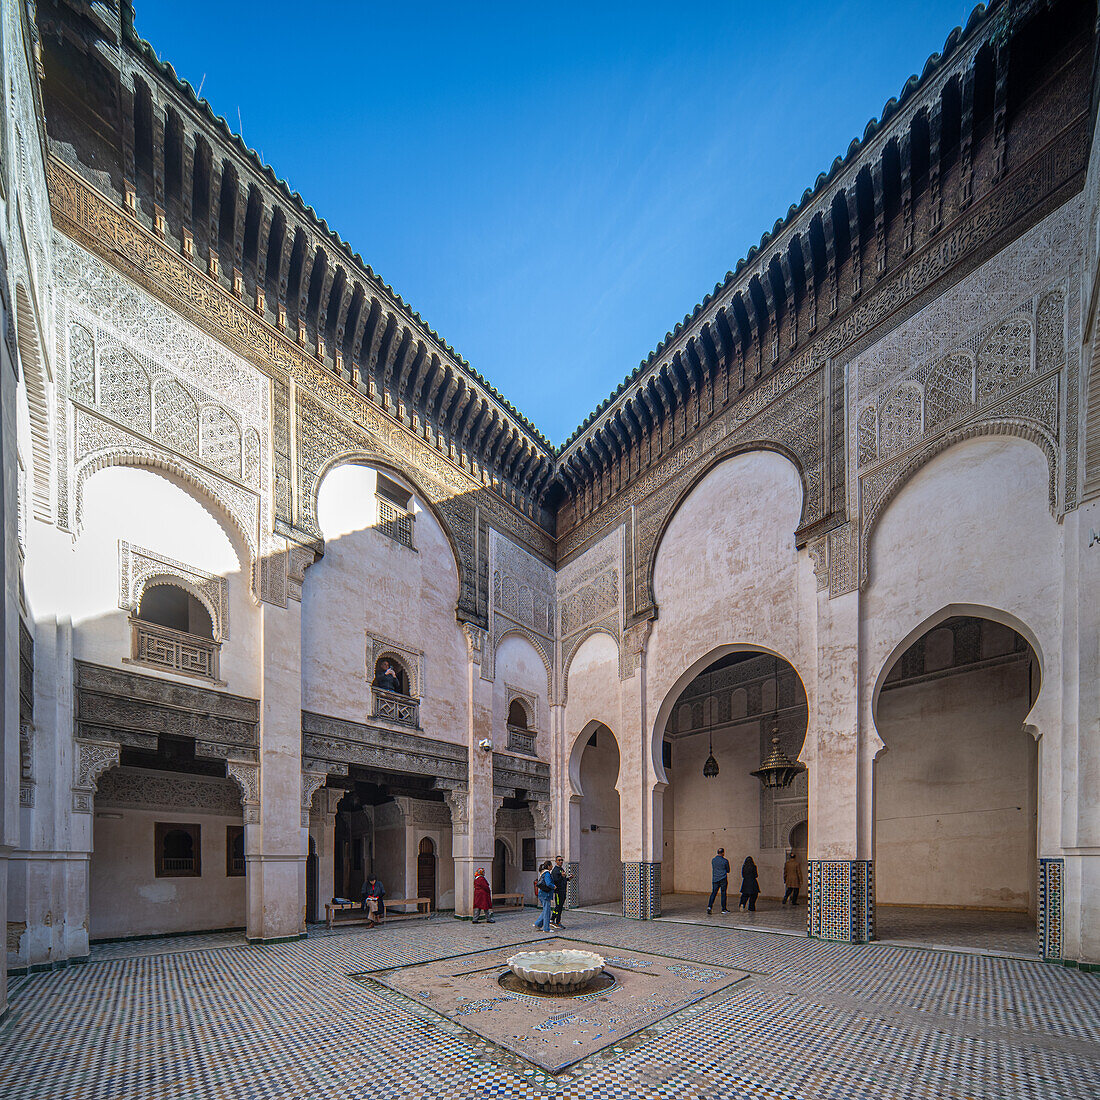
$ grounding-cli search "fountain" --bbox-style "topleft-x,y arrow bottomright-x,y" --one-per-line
505,949 -> 606,994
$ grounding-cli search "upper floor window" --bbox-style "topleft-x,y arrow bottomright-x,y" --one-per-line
507,697 -> 536,755
130,582 -> 220,680
375,473 -> 414,548
371,656 -> 419,728
155,821 -> 201,877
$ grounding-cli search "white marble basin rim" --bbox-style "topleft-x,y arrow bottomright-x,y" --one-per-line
507,949 -> 605,990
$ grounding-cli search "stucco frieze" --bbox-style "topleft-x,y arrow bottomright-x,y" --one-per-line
301,709 -> 467,782
96,766 -> 243,815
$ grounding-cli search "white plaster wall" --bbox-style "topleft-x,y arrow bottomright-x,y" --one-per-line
577,731 -> 621,904
648,451 -> 815,768
564,632 -> 621,768
493,633 -> 549,762
665,722 -> 786,896
89,805 -> 246,939
875,660 -> 1038,911
303,463 -> 468,744
862,438 -> 1063,855
24,466 -> 258,696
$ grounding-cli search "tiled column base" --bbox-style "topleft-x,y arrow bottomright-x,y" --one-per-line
565,862 -> 580,909
621,862 -> 661,919
1039,857 -> 1064,961
808,860 -> 874,942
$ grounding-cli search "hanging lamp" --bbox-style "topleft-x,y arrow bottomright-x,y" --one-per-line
751,656 -> 805,790
702,689 -> 719,778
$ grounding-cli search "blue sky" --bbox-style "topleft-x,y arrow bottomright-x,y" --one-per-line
135,1 -> 978,444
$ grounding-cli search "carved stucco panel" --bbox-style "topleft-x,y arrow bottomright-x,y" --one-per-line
119,540 -> 230,640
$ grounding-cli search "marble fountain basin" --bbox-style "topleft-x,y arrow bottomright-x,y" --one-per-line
506,949 -> 605,992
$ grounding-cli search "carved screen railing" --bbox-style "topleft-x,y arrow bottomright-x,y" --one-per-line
372,686 -> 420,728
507,725 -> 536,756
130,619 -> 220,680
376,496 -> 414,548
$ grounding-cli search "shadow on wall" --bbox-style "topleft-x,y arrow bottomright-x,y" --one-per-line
19,455 -> 494,946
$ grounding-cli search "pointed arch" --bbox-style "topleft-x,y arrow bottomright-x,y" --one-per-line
312,451 -> 467,610
643,442 -> 807,618
73,451 -> 256,570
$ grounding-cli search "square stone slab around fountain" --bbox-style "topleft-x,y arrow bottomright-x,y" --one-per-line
357,939 -> 750,1076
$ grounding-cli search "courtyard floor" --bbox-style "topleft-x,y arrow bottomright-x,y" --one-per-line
583,894 -> 1040,959
1,906 -> 1097,1099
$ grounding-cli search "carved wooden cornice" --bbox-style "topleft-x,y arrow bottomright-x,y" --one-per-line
45,156 -> 554,561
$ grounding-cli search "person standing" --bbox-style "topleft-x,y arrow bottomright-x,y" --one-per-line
738,856 -> 759,911
534,861 -> 556,931
550,856 -> 571,928
782,851 -> 802,906
707,847 -> 731,915
472,867 -> 495,923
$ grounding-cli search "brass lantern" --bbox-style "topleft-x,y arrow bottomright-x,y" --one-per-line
703,725 -> 719,779
752,722 -> 805,790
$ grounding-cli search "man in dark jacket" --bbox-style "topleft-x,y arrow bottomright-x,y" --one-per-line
707,848 -> 730,915
550,856 -> 571,928
362,874 -> 386,926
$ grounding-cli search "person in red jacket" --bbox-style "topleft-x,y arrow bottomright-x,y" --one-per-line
472,867 -> 495,923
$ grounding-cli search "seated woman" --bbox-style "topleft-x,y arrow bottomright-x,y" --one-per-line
361,875 -> 386,926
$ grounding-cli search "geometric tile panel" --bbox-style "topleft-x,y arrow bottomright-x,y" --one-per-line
809,860 -> 874,942
621,861 -> 662,919
622,861 -> 643,919
1039,857 -> 1064,961
564,861 -> 580,909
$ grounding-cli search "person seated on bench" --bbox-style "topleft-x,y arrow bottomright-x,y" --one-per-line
361,874 -> 386,926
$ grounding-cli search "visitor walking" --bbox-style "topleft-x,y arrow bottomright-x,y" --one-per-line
361,874 -> 386,926
533,861 -> 556,931
550,856 -> 571,928
739,857 -> 759,911
707,847 -> 730,915
472,867 -> 495,923
782,850 -> 802,906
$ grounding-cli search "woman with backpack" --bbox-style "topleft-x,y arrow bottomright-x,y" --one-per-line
533,861 -> 556,931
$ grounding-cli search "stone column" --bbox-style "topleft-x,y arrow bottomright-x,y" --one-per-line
624,620 -> 662,919
305,782 -> 342,922
243,596 -> 306,942
448,624 -> 494,918
9,617 -> 94,974
1058,506 -> 1099,965
810,580 -> 873,943
0,327 -> 16,1018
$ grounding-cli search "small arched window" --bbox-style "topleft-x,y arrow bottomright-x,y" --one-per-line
373,657 -> 408,695
507,698 -> 529,730
155,822 -> 201,877
137,583 -> 213,639
132,583 -> 219,679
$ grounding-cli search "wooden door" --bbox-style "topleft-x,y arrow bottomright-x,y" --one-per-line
417,837 -> 436,911
492,839 -> 507,894
306,837 -> 318,922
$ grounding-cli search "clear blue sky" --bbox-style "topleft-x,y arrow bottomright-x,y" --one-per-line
135,1 -> 977,444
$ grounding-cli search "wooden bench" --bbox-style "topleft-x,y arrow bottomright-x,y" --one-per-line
324,897 -> 431,930
492,893 -> 526,908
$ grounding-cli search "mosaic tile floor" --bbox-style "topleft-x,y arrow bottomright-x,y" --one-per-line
583,895 -> 1040,957
2,907 -> 1097,1099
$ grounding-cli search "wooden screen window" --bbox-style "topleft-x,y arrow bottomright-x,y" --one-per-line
226,825 -> 245,877
155,822 -> 201,877
522,836 -> 536,872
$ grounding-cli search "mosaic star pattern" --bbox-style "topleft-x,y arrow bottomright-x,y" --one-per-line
0,909 -> 1097,1099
